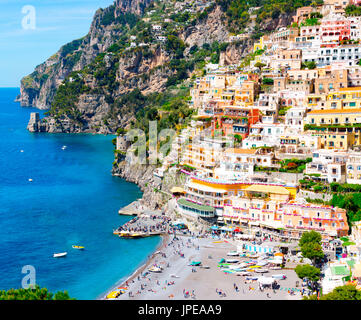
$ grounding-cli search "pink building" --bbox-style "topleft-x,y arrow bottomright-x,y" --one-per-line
320,16 -> 351,44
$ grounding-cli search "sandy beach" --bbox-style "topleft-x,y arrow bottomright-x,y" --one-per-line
107,233 -> 303,300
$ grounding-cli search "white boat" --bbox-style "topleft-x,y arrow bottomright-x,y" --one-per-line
62,146 -> 67,150
170,274 -> 180,278
227,251 -> 239,256
53,252 -> 67,258
236,271 -> 252,276
225,259 -> 239,263
28,179 -> 33,182
149,266 -> 162,273
272,274 -> 287,280
255,268 -> 269,273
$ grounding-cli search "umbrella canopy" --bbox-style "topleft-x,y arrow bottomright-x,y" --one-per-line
274,252 -> 284,257
258,277 -> 274,285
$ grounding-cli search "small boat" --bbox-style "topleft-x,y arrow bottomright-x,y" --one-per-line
236,271 -> 252,276
227,251 -> 239,256
170,274 -> 180,278
272,274 -> 287,280
188,261 -> 202,266
20,150 -> 24,153
53,252 -> 67,258
149,266 -> 162,273
62,146 -> 67,150
200,265 -> 210,269
255,268 -> 269,273
225,259 -> 239,263
28,179 -> 33,182
72,245 -> 85,250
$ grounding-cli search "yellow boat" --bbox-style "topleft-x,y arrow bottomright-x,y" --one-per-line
72,245 -> 85,250
106,291 -> 120,299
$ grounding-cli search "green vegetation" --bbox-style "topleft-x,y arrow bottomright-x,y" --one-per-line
0,286 -> 75,300
299,231 -> 324,265
279,158 -> 312,173
306,285 -> 361,300
345,4 -> 361,16
301,61 -> 316,69
278,105 -> 291,116
262,77 -> 274,85
295,264 -> 321,282
46,72 -> 90,122
216,0 -> 323,33
330,193 -> 361,224
60,38 -> 83,57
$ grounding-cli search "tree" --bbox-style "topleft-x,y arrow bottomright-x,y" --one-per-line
299,231 -> 324,265
301,241 -> 324,264
0,286 -> 75,300
299,230 -> 322,247
319,285 -> 361,300
295,264 -> 321,283
255,62 -> 266,71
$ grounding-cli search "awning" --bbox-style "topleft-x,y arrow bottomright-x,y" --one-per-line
177,198 -> 215,213
210,226 -> 219,230
171,187 -> 185,194
258,277 -> 275,285
249,221 -> 260,226
245,184 -> 290,195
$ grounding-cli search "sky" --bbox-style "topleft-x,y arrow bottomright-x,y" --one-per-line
0,0 -> 115,87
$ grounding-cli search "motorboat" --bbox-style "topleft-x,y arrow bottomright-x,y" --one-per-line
236,271 -> 252,276
227,251 -> 239,256
170,274 -> 180,278
62,146 -> 67,150
53,252 -> 67,258
149,266 -> 162,273
225,259 -> 239,263
255,268 -> 269,273
28,179 -> 33,182
72,245 -> 85,250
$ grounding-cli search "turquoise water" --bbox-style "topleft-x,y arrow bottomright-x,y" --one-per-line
0,88 -> 161,299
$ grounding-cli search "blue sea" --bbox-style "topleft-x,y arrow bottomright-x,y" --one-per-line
0,88 -> 161,299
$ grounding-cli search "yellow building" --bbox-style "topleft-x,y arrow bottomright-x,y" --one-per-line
253,36 -> 265,52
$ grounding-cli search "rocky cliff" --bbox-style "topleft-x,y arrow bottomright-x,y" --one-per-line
112,151 -> 187,210
17,0 -> 152,109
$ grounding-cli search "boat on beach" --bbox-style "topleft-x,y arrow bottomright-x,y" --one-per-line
225,259 -> 239,263
53,252 -> 67,258
255,268 -> 269,273
227,251 -> 239,256
149,266 -> 163,273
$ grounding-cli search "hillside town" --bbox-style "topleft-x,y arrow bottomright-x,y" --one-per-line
114,0 -> 361,298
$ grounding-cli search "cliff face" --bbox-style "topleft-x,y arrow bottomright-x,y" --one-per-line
112,152 -> 186,210
17,0 -> 152,109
